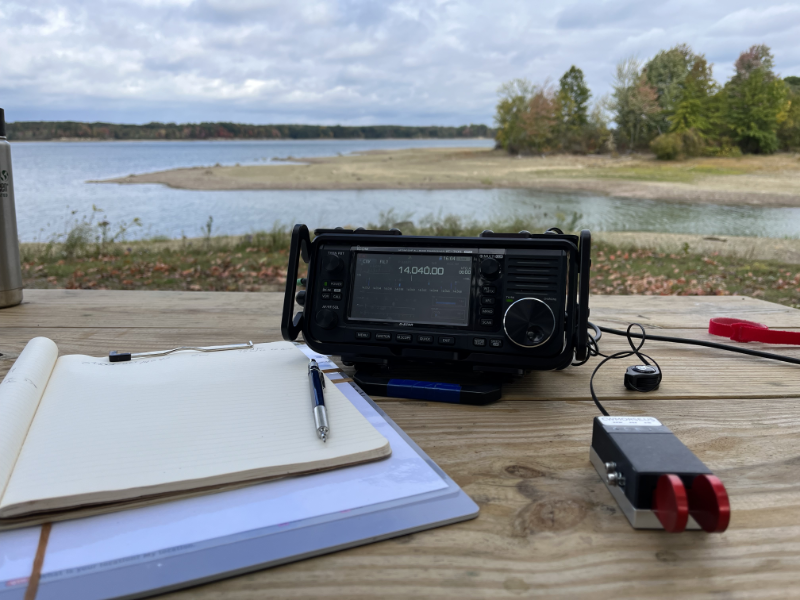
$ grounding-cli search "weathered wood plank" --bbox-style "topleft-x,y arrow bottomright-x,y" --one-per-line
157,398 -> 800,599
3,291 -> 800,330
588,294 -> 800,329
0,289 -> 280,329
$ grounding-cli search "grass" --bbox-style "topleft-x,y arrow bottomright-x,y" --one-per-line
19,209 -> 798,308
512,154 -> 780,184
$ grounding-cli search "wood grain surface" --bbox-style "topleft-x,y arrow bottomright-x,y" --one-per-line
2,290 -> 800,598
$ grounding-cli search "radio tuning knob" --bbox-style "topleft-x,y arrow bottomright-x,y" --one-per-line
503,298 -> 555,348
315,309 -> 338,330
480,258 -> 500,280
324,255 -> 343,274
295,290 -> 306,306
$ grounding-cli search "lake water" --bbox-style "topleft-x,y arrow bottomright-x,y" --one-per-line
9,139 -> 800,241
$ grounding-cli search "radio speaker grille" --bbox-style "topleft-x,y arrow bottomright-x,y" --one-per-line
506,257 -> 561,295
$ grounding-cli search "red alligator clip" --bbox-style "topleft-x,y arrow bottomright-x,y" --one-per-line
709,318 -> 800,345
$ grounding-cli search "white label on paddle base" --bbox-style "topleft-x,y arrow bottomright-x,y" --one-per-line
598,416 -> 662,427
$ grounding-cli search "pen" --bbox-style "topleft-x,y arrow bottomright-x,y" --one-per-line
308,359 -> 330,442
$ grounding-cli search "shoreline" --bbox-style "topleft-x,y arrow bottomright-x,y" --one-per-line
13,137 -> 494,144
94,147 -> 800,208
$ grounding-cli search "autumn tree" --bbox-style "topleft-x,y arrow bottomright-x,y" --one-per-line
644,44 -> 697,133
522,84 -> 558,153
494,79 -> 559,154
610,57 -> 660,149
494,79 -> 535,154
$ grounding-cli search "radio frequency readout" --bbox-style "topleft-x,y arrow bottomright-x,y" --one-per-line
349,253 -> 472,326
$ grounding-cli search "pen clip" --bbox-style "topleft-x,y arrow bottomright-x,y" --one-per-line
309,360 -> 326,388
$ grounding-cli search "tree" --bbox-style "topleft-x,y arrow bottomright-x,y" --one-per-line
670,57 -> 717,135
521,85 -> 558,153
557,66 -> 591,129
610,57 -> 660,150
494,79 -> 534,153
555,66 -> 593,152
779,82 -> 800,150
494,79 -> 558,154
724,45 -> 788,154
645,44 -> 696,132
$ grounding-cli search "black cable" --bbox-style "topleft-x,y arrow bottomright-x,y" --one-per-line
587,323 -> 662,416
596,324 -> 800,366
581,321 -> 800,417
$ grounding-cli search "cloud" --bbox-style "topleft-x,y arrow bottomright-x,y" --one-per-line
1,0 -> 798,125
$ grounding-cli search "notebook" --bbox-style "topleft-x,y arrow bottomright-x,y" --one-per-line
0,349 -> 478,600
0,338 -> 390,529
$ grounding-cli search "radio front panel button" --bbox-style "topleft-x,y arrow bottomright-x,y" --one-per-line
479,258 -> 500,280
324,254 -> 343,275
473,338 -> 487,347
480,296 -> 496,305
480,307 -> 495,315
375,333 -> 392,341
396,333 -> 412,343
315,309 -> 339,330
417,335 -> 433,344
355,332 -> 371,340
480,318 -> 494,327
489,339 -> 504,348
482,286 -> 496,294
330,281 -> 344,287
332,293 -> 342,300
321,293 -> 331,299
438,336 -> 455,345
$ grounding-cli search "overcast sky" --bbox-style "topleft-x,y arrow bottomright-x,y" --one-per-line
1,0 -> 799,126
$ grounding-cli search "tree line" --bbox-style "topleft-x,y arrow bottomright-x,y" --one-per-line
495,44 -> 800,159
6,122 -> 495,142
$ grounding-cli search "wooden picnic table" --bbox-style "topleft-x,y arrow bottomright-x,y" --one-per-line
2,290 -> 800,598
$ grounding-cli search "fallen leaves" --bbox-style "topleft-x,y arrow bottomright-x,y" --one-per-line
22,247 -> 289,292
590,245 -> 796,306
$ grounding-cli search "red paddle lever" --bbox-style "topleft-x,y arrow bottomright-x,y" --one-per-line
652,474 -> 689,532
688,474 -> 730,533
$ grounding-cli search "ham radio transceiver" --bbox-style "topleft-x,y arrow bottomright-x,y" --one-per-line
281,224 -> 591,379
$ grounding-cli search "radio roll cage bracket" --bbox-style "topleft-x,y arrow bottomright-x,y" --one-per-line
281,224 -> 311,342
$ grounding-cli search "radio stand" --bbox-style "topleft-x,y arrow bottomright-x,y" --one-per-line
351,365 -> 503,405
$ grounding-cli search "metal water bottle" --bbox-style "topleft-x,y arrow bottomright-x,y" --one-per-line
0,108 -> 23,308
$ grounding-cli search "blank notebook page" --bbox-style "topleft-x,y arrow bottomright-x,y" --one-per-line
1,342 -> 390,516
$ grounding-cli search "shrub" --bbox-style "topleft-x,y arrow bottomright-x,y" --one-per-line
650,132 -> 683,160
703,140 -> 743,158
651,129 -> 705,160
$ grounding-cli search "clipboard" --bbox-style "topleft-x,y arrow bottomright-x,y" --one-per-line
0,348 -> 479,600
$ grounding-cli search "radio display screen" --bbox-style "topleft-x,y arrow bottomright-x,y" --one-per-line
349,253 -> 472,326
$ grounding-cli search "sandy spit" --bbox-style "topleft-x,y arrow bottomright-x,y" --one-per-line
93,147 -> 800,208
